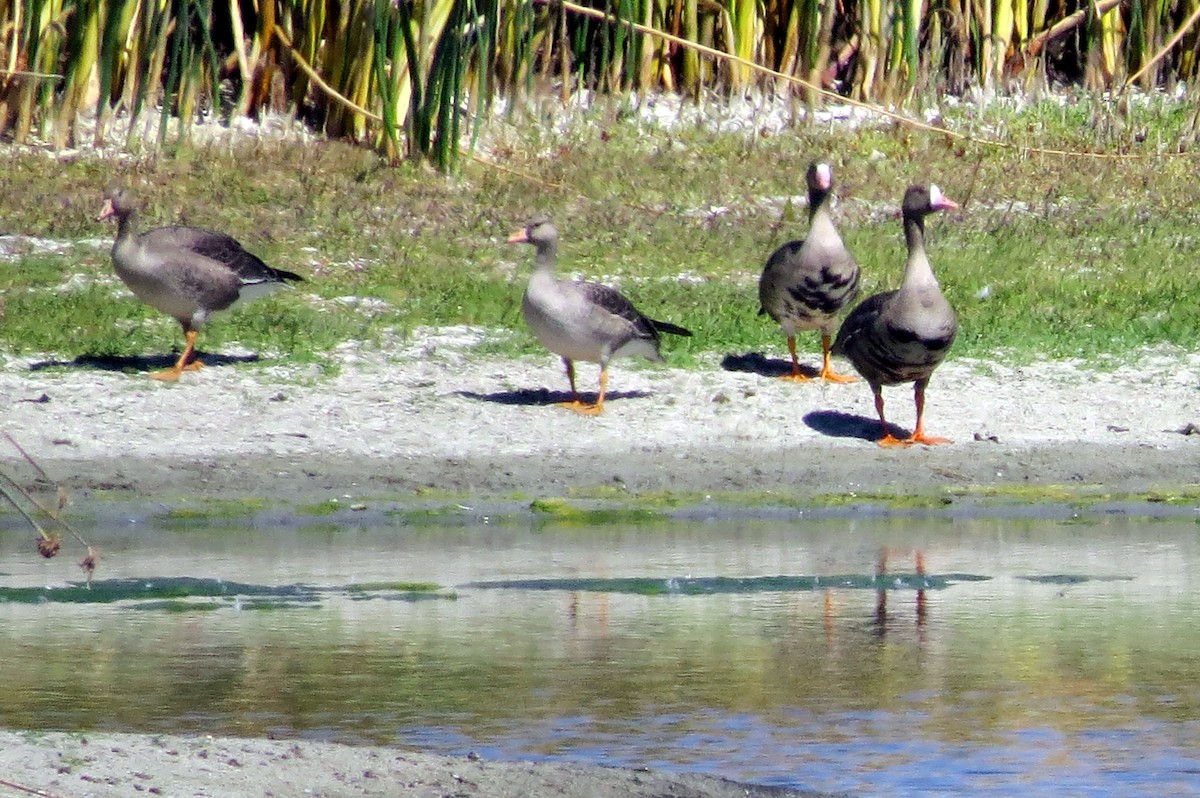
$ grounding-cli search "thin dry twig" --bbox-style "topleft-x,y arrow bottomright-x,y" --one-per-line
0,778 -> 68,797
0,433 -> 98,584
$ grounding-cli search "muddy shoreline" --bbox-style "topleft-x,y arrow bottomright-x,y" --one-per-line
19,441 -> 1200,513
0,731 -> 836,798
5,344 -> 1200,508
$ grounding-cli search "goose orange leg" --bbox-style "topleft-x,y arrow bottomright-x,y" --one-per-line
575,366 -> 607,416
872,384 -> 909,447
817,332 -> 856,384
908,378 -> 951,445
557,358 -> 604,415
151,329 -> 204,382
780,335 -> 812,382
557,358 -> 588,411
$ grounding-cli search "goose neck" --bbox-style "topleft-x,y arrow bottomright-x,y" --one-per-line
904,211 -> 928,255
807,187 -> 831,224
533,241 -> 557,273
902,212 -> 937,288
111,209 -> 140,259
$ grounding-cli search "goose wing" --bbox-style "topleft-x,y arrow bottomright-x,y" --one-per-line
143,226 -> 303,286
576,281 -> 663,343
831,290 -> 894,357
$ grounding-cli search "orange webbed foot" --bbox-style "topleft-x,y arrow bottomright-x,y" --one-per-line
558,400 -> 604,416
778,371 -> 814,383
908,433 -> 952,446
818,368 -> 856,384
150,360 -> 202,381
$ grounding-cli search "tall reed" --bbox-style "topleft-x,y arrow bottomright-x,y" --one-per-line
0,0 -> 1195,169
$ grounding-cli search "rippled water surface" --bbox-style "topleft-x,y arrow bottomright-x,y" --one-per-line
3,505 -> 1200,796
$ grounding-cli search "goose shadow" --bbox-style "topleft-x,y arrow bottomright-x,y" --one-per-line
721,351 -> 819,380
456,387 -> 652,407
804,409 -> 909,442
28,351 -> 261,374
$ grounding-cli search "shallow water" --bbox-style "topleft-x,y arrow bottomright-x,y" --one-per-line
2,507 -> 1200,796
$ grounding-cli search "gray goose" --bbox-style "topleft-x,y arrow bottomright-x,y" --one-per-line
758,162 -> 860,383
831,183 -> 959,446
507,217 -> 692,416
97,187 -> 303,381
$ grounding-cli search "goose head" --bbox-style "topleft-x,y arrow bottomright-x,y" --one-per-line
806,162 -> 833,194
506,215 -> 557,248
902,184 -> 958,219
97,186 -> 138,223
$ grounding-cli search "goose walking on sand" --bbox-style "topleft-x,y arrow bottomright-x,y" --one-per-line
832,183 -> 959,446
507,216 -> 692,416
758,162 -> 860,383
98,187 -> 304,381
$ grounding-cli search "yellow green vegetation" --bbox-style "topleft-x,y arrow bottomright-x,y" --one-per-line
5,93 -> 1200,380
529,496 -> 667,524
157,498 -> 270,523
296,499 -> 347,516
0,0 -> 1191,169
343,581 -> 444,593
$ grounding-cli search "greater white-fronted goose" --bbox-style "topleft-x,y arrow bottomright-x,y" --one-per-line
507,216 -> 692,416
97,187 -> 304,381
832,183 -> 959,446
758,162 -> 860,383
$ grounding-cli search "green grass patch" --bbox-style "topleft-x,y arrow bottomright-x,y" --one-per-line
1137,487 -> 1200,504
807,491 -> 957,510
296,500 -> 346,517
529,496 -> 667,524
0,577 -> 320,605
3,99 -> 1200,372
382,506 -> 480,524
344,581 -> 442,593
155,498 -> 270,523
131,600 -> 226,612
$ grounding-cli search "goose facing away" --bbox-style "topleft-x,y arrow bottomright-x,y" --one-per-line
832,183 -> 959,446
97,187 -> 304,381
758,162 -> 860,383
507,216 -> 692,416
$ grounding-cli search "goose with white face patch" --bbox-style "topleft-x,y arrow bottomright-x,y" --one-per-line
757,162 -> 861,383
832,183 -> 959,446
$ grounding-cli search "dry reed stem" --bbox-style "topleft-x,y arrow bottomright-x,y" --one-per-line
274,27 -> 382,123
0,69 -> 63,79
1124,2 -> 1200,86
1026,0 -> 1125,57
553,0 -> 1184,160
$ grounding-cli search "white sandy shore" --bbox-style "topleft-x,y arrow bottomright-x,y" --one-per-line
0,730 -> 835,797
2,340 -> 1199,503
